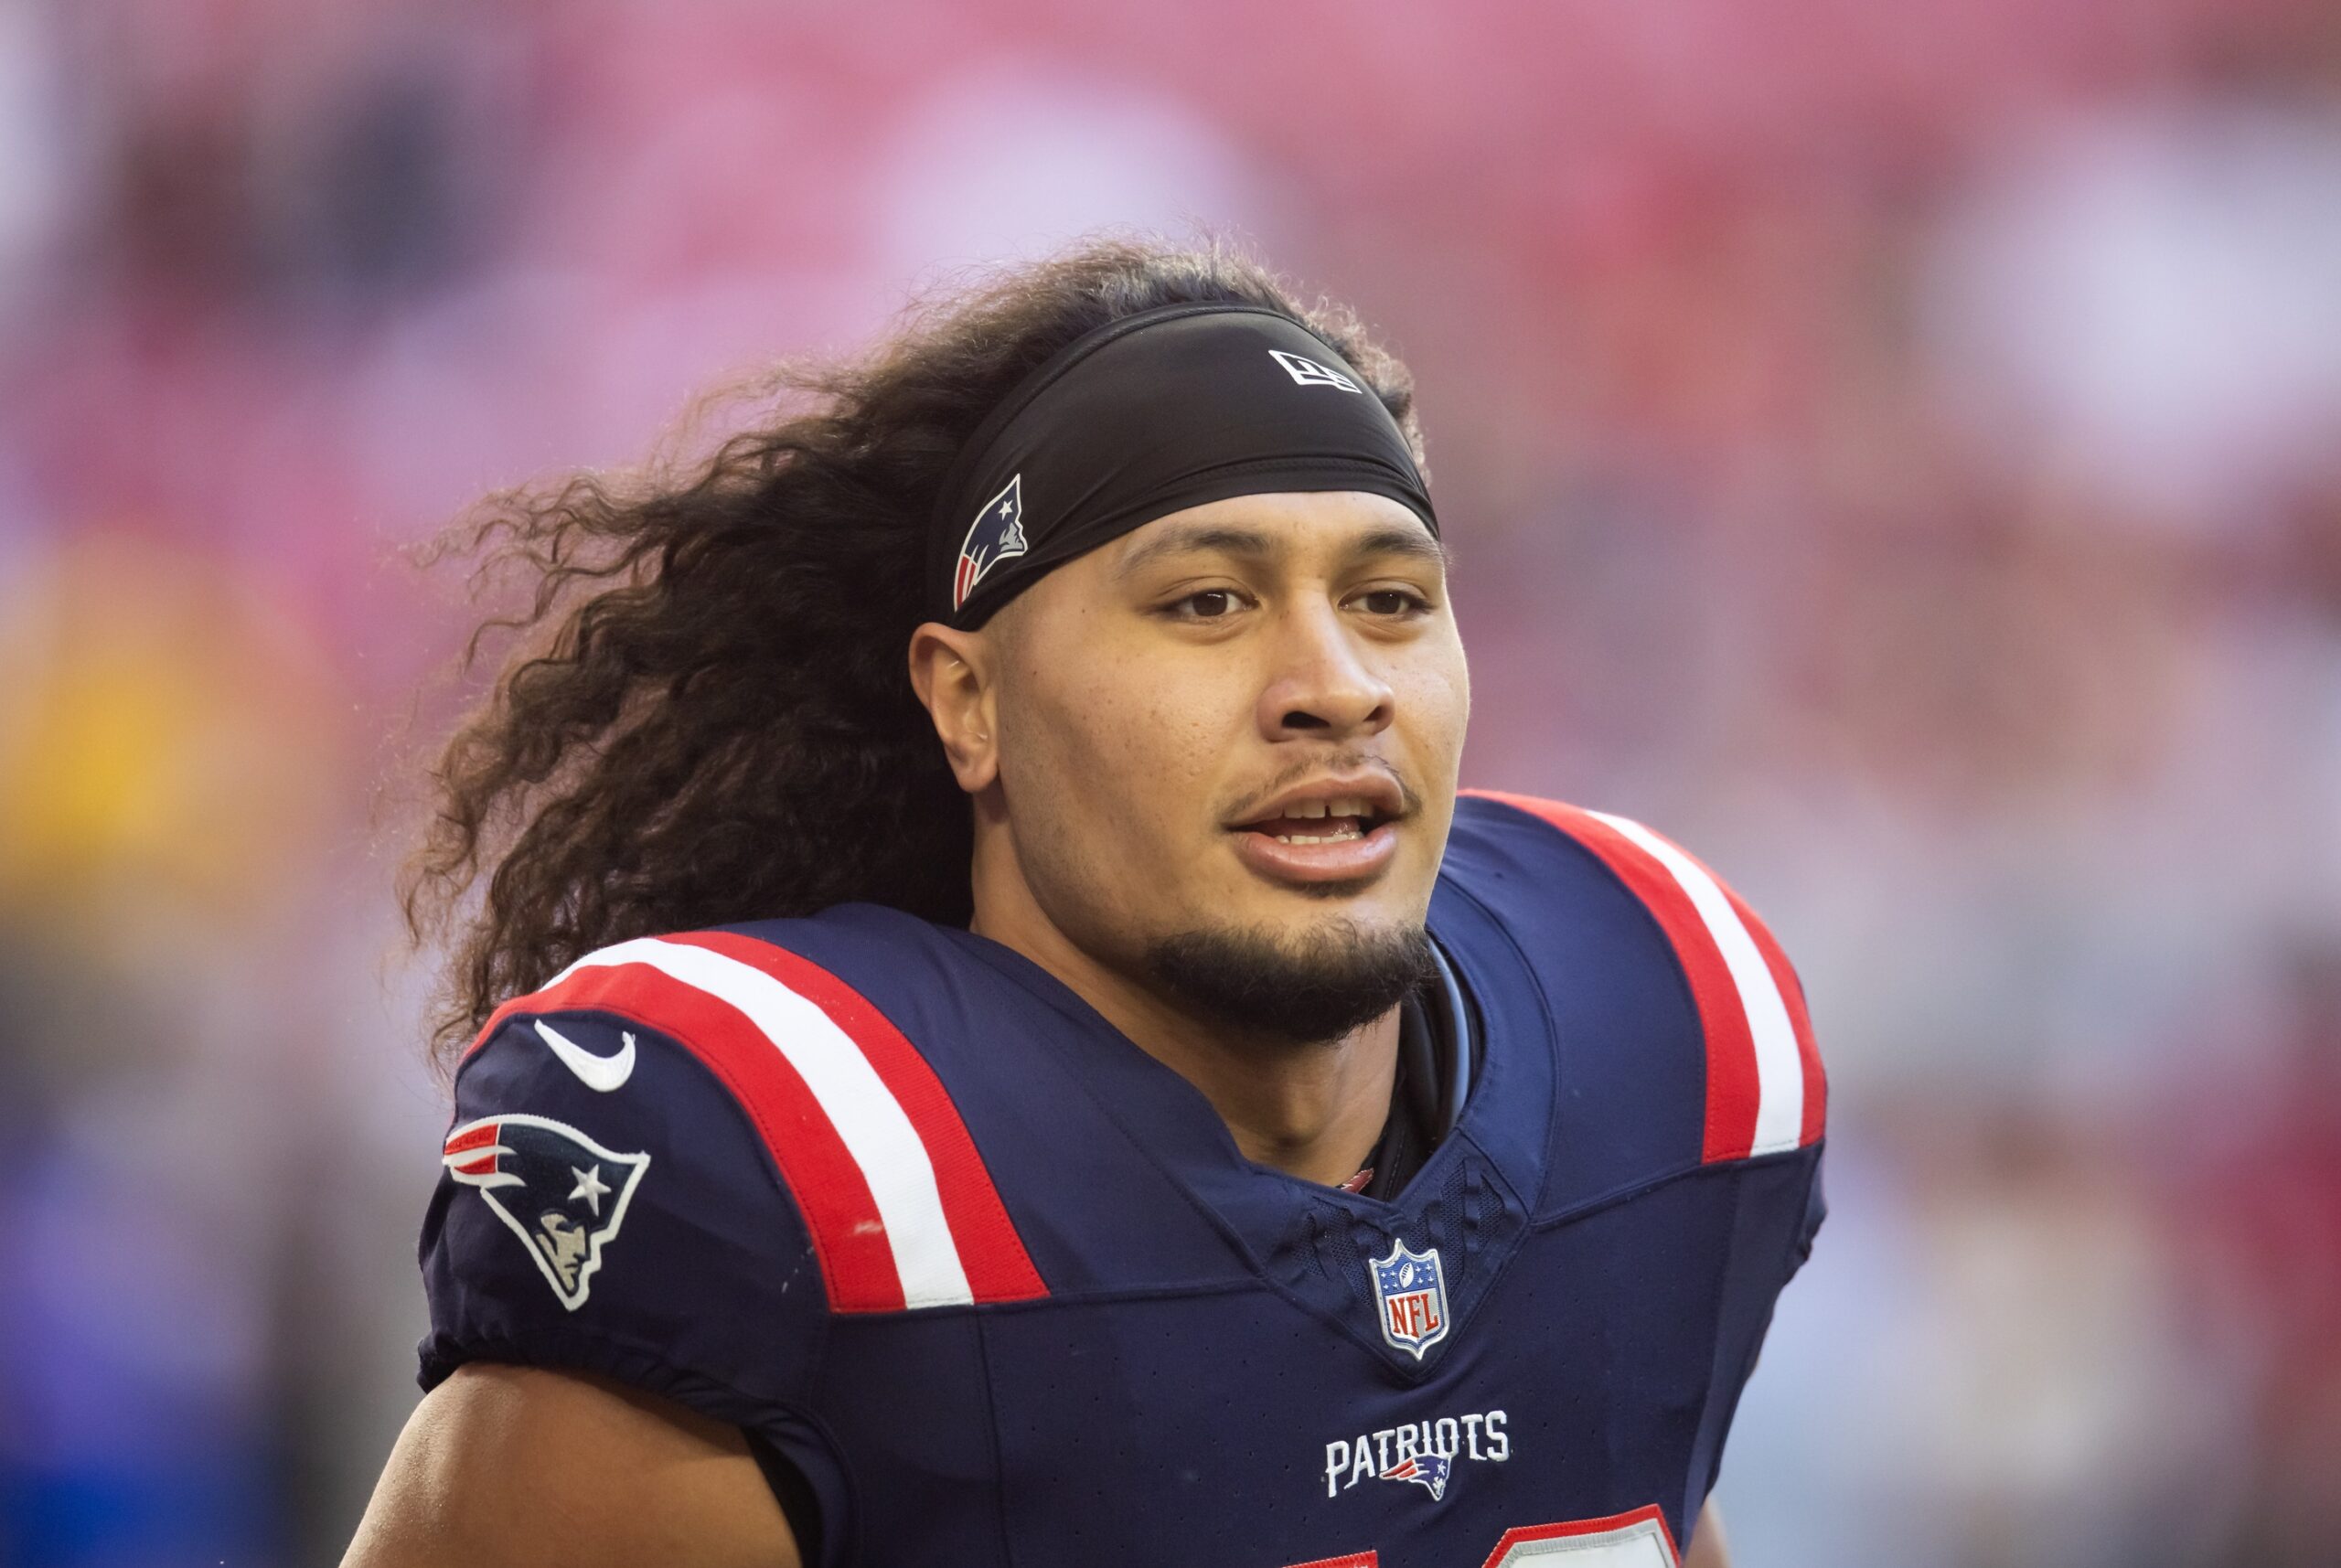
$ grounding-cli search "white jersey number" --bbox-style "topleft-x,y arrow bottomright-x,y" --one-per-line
1286,1503 -> 1682,1568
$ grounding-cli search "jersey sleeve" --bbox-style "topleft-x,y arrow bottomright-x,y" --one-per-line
416,955 -> 849,1538
420,1007 -> 827,1403
1461,790 -> 1829,1168
418,923 -> 1052,1561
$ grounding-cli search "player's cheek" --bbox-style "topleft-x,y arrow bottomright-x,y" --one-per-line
1116,669 -> 1244,837
1395,660 -> 1470,787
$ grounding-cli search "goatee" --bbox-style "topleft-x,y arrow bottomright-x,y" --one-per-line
1144,918 -> 1437,1047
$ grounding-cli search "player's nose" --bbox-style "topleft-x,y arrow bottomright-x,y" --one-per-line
1256,599 -> 1394,742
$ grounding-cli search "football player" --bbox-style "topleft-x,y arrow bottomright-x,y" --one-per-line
346,241 -> 1824,1568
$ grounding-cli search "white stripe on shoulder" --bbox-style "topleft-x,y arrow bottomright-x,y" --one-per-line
553,936 -> 974,1307
1590,812 -> 1806,1157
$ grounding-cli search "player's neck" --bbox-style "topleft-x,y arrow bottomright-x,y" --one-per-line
1123,988 -> 1402,1188
969,880 -> 1399,1189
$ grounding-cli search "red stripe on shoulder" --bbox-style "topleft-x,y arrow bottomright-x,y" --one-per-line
669,931 -> 1047,1306
468,954 -> 907,1311
1719,883 -> 1826,1146
1462,791 -> 1766,1163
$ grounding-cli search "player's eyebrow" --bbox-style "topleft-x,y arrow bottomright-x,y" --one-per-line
1115,524 -> 1279,578
1349,524 -> 1448,571
1114,520 -> 1447,580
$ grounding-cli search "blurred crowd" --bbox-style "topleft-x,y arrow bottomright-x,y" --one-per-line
0,0 -> 2336,1563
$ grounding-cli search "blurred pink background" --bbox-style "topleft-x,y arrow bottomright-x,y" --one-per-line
2,0 -> 2337,1562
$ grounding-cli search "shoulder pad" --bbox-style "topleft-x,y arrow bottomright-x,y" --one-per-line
422,989 -> 824,1415
1460,791 -> 1826,1163
463,928 -> 1046,1313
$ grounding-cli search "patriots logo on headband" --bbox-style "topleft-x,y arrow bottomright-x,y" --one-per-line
954,474 -> 1029,612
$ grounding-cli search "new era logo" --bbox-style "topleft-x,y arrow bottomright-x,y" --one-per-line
1268,349 -> 1361,393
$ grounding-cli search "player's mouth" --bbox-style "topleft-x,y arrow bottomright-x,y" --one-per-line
1227,776 -> 1406,886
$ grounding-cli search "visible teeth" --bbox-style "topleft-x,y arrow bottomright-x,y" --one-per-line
1272,827 -> 1363,846
1264,796 -> 1379,827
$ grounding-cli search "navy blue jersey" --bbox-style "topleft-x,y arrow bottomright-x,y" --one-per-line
418,793 -> 1826,1568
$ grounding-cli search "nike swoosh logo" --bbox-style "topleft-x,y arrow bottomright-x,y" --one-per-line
534,1019 -> 636,1093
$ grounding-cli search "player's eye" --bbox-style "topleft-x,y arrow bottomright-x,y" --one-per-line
1170,588 -> 1246,620
1356,588 -> 1431,617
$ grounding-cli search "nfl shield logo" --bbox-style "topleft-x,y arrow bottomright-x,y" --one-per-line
1369,1239 -> 1450,1360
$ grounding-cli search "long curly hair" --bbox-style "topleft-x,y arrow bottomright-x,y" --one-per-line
401,237 -> 1427,1072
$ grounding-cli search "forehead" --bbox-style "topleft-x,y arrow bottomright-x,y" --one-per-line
1103,490 -> 1444,577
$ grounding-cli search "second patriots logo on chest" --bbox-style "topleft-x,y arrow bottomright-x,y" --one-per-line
1369,1240 -> 1450,1359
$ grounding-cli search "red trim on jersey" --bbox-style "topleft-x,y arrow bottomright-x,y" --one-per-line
1722,881 -> 1827,1147
1463,791 -> 1767,1163
470,934 -> 1047,1310
1480,1504 -> 1680,1567
480,959 -> 909,1310
667,930 -> 1047,1306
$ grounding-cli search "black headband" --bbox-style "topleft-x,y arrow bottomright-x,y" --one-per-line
927,302 -> 1438,627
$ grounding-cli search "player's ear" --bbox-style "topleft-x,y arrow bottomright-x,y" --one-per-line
908,621 -> 999,795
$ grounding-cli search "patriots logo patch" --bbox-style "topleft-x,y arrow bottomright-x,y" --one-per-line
1380,1451 -> 1452,1500
954,473 -> 1029,612
443,1115 -> 650,1310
